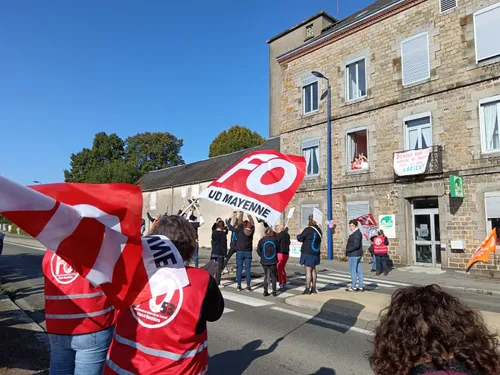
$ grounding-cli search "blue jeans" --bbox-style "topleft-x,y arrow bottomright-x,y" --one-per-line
236,251 -> 252,287
49,326 -> 114,375
348,256 -> 364,289
372,254 -> 377,271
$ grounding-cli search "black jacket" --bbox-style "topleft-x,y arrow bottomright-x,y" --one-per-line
257,235 -> 278,265
225,219 -> 239,250
195,275 -> 224,335
277,230 -> 290,255
228,223 -> 254,252
297,225 -> 322,256
346,229 -> 363,257
211,230 -> 228,257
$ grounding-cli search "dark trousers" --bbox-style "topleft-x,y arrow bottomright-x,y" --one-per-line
223,248 -> 236,270
375,254 -> 388,272
0,239 -> 3,256
211,256 -> 225,285
262,264 -> 277,293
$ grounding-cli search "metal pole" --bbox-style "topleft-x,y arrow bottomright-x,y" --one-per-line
326,82 -> 333,261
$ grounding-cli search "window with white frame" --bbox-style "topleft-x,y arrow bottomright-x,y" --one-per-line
485,192 -> 500,245
440,0 -> 457,13
479,96 -> 500,153
347,201 -> 371,247
346,58 -> 367,101
401,32 -> 430,86
404,113 -> 432,150
301,204 -> 319,229
347,128 -> 369,171
474,3 -> 500,63
302,76 -> 319,114
302,138 -> 320,176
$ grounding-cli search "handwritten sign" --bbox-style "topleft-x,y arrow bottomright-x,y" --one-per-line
289,240 -> 301,258
394,148 -> 431,176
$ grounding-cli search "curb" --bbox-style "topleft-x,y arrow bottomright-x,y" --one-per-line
0,292 -> 49,349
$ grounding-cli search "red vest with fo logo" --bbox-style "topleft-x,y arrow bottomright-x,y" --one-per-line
105,267 -> 210,375
42,250 -> 115,335
372,236 -> 388,255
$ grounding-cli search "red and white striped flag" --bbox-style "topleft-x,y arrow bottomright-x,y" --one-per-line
0,175 -> 188,308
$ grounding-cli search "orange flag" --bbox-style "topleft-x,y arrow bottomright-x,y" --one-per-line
466,228 -> 497,270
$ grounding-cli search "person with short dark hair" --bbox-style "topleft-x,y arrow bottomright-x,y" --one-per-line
211,220 -> 227,285
297,216 -> 322,295
370,285 -> 500,375
106,215 -> 224,375
257,227 -> 278,297
346,219 -> 364,292
230,212 -> 255,292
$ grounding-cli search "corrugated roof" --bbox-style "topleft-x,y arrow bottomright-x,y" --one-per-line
139,137 -> 281,192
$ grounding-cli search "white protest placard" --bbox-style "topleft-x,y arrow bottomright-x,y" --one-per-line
394,148 -> 432,176
313,207 -> 323,225
379,215 -> 396,238
289,240 -> 301,258
149,192 -> 157,210
287,207 -> 295,219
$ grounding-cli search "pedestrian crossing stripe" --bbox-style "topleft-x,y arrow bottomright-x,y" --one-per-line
223,308 -> 234,314
320,273 -> 411,287
221,291 -> 275,307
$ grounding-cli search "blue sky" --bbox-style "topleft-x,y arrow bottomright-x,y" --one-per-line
1,0 -> 374,185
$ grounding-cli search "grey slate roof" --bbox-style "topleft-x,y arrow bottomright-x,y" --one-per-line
139,137 -> 280,192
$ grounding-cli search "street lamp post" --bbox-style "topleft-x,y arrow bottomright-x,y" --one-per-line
311,71 -> 333,261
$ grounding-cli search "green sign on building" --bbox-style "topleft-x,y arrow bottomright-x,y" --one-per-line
450,175 -> 464,198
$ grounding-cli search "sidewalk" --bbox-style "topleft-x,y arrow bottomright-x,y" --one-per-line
285,289 -> 500,334
0,291 -> 49,375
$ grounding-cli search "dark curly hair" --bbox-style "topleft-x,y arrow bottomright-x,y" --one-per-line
369,284 -> 500,375
149,215 -> 196,261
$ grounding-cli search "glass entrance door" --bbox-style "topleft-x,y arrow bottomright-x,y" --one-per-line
413,208 -> 441,266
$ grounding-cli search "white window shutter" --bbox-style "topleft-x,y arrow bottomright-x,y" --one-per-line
474,4 -> 500,62
347,202 -> 371,247
486,196 -> 500,218
401,32 -> 430,86
440,0 -> 457,13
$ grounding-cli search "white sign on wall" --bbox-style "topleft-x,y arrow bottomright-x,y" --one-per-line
378,215 -> 396,238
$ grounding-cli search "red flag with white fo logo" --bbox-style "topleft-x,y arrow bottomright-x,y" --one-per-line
199,150 -> 306,225
0,175 -> 189,308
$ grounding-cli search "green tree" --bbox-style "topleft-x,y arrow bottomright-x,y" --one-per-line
64,131 -> 184,184
209,125 -> 266,158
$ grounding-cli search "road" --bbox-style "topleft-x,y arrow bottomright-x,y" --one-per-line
2,241 -> 500,374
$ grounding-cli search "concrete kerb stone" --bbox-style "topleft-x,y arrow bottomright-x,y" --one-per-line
0,292 -> 49,349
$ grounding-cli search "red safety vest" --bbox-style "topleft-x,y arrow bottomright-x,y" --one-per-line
42,250 -> 115,335
372,236 -> 388,255
105,267 -> 210,375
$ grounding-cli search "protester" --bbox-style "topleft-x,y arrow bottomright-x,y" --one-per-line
211,220 -> 228,285
146,208 -> 161,231
297,215 -> 322,295
0,229 -> 4,256
43,250 -> 115,375
346,219 -> 364,292
371,230 -> 390,276
211,217 -> 227,233
275,224 -> 290,290
370,284 -> 500,375
257,227 -> 279,297
228,212 -> 255,292
106,215 -> 224,375
223,212 -> 239,271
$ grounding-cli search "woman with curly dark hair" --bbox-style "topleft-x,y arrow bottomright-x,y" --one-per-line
369,284 -> 500,375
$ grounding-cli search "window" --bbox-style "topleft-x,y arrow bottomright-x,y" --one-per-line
302,138 -> 320,176
479,96 -> 500,153
302,76 -> 319,114
440,0 -> 457,13
404,113 -> 432,150
305,24 -> 314,40
474,3 -> 500,63
301,204 -> 319,229
347,128 -> 369,171
485,192 -> 500,245
401,32 -> 430,86
347,201 -> 371,247
345,58 -> 367,101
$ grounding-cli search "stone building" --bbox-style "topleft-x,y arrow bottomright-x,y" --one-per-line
270,0 -> 500,273
139,137 -> 280,249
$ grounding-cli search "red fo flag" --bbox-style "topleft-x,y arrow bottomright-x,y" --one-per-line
199,150 -> 306,225
355,214 -> 378,241
0,175 -> 186,308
